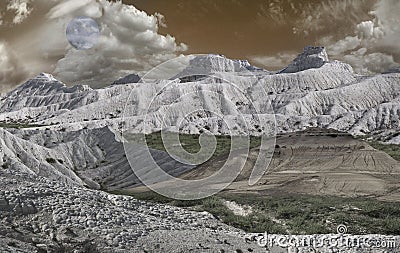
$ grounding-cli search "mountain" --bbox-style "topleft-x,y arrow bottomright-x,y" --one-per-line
112,73 -> 141,85
0,126 -> 194,191
280,46 -> 329,73
172,54 -> 267,78
0,46 -> 399,143
1,46 -> 400,251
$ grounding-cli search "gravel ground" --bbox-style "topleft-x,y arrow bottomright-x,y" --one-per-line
0,169 -> 260,252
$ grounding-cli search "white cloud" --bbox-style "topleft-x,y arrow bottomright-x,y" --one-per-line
155,12 -> 167,28
7,0 -> 33,24
0,0 -> 188,92
47,0 -> 102,19
343,48 -> 397,74
49,0 -> 187,87
295,0 -> 375,35
328,36 -> 361,56
356,21 -> 384,40
0,41 -> 28,93
321,0 -> 400,74
0,0 -> 187,91
371,0 -> 400,53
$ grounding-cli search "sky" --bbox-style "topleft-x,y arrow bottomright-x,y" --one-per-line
0,0 -> 399,92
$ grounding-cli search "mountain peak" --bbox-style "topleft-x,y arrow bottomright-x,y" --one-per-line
281,46 -> 329,73
302,46 -> 329,60
112,73 -> 142,85
172,54 -> 264,79
17,72 -> 65,91
35,72 -> 58,81
6,72 -> 92,100
189,54 -> 250,73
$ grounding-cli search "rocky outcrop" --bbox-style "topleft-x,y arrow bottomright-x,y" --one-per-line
281,46 -> 330,73
174,54 -> 264,77
112,73 -> 141,85
0,169 -> 255,252
0,127 -> 195,191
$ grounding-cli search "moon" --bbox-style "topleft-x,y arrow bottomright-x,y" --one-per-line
66,16 -> 100,50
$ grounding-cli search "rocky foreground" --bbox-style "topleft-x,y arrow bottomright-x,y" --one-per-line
0,169 -> 260,253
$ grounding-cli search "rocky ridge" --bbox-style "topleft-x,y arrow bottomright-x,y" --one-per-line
0,47 -> 399,143
0,127 -> 194,191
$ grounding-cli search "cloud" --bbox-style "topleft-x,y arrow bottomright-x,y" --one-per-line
327,36 -> 361,56
154,12 -> 167,28
294,0 -> 375,36
47,0 -> 102,19
321,0 -> 400,74
0,0 -> 187,91
356,21 -> 384,40
249,0 -> 396,74
7,0 -> 33,24
342,48 -> 397,74
50,0 -> 187,87
0,41 -> 28,93
372,0 -> 400,53
250,53 -> 297,71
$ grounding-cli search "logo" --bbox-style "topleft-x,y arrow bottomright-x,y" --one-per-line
337,224 -> 348,234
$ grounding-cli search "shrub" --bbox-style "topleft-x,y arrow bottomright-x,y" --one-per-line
46,158 -> 56,164
276,205 -> 303,219
383,217 -> 400,234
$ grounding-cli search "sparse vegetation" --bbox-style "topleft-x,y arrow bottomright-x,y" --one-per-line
126,132 -> 262,159
113,190 -> 400,235
0,122 -> 45,129
218,193 -> 400,235
369,141 -> 400,161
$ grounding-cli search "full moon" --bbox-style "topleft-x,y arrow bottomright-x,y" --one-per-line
66,16 -> 100,50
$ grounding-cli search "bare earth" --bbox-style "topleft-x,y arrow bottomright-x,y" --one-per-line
133,129 -> 400,202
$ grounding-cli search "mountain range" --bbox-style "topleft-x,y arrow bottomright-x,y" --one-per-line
0,46 -> 399,144
0,46 -> 398,193
1,46 -> 400,252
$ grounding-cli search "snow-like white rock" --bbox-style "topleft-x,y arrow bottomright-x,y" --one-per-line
173,54 -> 267,79
0,127 -> 194,190
0,46 -> 399,140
